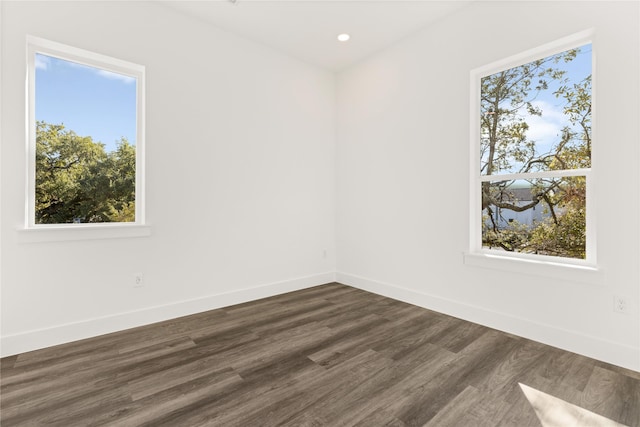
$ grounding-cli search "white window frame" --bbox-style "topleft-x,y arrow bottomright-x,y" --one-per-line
465,30 -> 600,282
22,36 -> 149,242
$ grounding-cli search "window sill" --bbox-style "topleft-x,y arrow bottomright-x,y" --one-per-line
16,223 -> 152,243
463,251 -> 603,286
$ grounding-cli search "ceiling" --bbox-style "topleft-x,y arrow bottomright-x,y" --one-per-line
162,0 -> 472,71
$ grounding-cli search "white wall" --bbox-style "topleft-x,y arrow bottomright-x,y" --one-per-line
2,0 -> 638,373
0,1 -> 336,355
336,1 -> 640,371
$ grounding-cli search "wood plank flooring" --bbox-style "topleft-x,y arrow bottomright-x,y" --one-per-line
1,282 -> 639,426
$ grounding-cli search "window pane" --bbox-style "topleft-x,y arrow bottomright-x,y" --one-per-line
480,45 -> 591,176
35,54 -> 137,224
482,177 -> 586,259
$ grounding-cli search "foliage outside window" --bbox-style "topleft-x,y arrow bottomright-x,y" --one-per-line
27,37 -> 145,227
35,121 -> 136,224
475,40 -> 592,261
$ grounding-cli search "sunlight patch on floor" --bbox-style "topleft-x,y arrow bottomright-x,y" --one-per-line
519,383 -> 628,427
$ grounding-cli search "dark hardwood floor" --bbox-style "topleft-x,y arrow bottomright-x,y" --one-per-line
1,283 -> 639,426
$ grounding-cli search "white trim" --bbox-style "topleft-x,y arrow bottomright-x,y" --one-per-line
0,272 -> 337,357
462,251 -> 602,285
16,223 -> 152,243
27,36 -> 143,80
471,29 -> 595,78
25,35 -> 146,231
337,272 -> 639,372
478,169 -> 591,183
470,63 -> 481,253
469,30 -> 596,266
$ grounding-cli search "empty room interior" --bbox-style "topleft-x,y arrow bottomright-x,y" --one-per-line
1,0 -> 639,425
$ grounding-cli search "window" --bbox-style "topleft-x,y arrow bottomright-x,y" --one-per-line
470,33 -> 594,266
26,36 -> 145,230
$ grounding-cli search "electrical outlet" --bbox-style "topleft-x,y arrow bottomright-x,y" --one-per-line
133,273 -> 144,288
613,295 -> 627,314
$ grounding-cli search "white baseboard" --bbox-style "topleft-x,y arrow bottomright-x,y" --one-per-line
5,270 -> 637,373
336,271 -> 640,373
0,272 -> 336,358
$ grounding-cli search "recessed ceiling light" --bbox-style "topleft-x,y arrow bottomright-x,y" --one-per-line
337,34 -> 350,42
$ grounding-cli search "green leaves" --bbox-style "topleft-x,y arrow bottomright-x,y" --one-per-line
480,46 -> 591,259
35,121 -> 136,224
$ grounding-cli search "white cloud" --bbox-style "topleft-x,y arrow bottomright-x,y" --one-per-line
520,100 -> 569,153
63,59 -> 135,84
35,54 -> 51,70
97,69 -> 136,84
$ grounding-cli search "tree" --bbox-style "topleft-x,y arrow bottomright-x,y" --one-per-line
480,47 -> 591,259
35,121 -> 136,224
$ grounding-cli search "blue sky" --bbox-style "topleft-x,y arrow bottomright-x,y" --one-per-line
35,53 -> 137,153
481,43 -> 592,175
520,44 -> 592,153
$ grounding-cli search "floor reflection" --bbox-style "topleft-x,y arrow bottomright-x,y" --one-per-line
519,383 -> 628,427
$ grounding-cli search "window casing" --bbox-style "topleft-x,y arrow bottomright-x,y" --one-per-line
26,36 -> 146,236
468,31 -> 596,269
